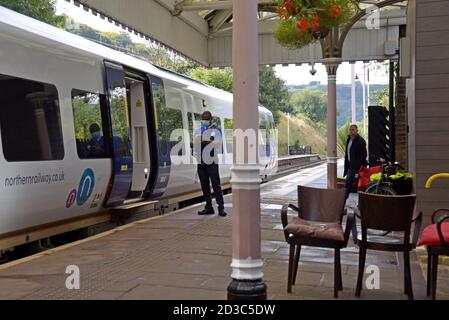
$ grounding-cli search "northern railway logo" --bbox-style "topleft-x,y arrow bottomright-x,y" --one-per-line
77,168 -> 95,206
66,168 -> 95,208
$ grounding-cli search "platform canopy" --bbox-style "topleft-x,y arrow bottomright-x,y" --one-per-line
76,0 -> 407,66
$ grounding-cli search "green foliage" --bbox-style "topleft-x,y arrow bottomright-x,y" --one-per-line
259,66 -> 291,124
277,112 -> 326,157
289,83 -> 387,127
291,88 -> 327,123
72,95 -> 102,140
67,22 -> 199,76
337,122 -> 350,157
189,68 -> 233,93
189,66 -> 290,124
0,0 -> 65,27
273,19 -> 314,49
371,87 -> 389,107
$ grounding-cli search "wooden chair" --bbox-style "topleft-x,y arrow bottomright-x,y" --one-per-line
353,192 -> 422,300
418,208 -> 449,299
280,185 -> 355,298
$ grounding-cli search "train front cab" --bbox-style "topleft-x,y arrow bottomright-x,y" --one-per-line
102,62 -> 169,208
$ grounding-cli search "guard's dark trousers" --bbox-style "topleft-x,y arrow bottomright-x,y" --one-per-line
197,163 -> 224,210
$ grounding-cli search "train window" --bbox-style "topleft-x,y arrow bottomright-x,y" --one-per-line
188,112 -> 197,144
191,113 -> 201,137
259,113 -> 268,156
164,88 -> 184,155
166,108 -> 183,154
152,82 -> 183,156
71,89 -> 108,159
0,74 -> 64,162
224,118 -> 233,154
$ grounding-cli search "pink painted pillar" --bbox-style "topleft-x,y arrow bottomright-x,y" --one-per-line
351,63 -> 356,123
227,0 -> 266,300
324,58 -> 342,189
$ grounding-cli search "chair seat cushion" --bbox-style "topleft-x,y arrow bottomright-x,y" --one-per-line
418,223 -> 449,246
285,218 -> 344,241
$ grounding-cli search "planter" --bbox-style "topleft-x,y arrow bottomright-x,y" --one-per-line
274,0 -> 360,49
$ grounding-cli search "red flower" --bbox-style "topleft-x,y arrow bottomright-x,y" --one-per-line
331,6 -> 341,17
296,18 -> 309,31
277,5 -> 283,17
285,1 -> 293,12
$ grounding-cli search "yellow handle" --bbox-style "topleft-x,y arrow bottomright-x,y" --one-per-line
425,173 -> 449,189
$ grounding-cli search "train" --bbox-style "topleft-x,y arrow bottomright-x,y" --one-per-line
0,6 -> 277,254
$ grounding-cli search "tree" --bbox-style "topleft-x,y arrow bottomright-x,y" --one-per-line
291,88 -> 327,123
171,59 -> 198,76
371,87 -> 389,107
189,66 -> 290,123
112,32 -> 134,49
71,24 -> 101,42
259,66 -> 290,123
190,68 -> 233,93
0,0 -> 65,27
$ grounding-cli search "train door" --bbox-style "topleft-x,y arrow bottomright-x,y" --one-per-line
126,76 -> 151,198
103,62 -> 133,207
146,75 -> 171,198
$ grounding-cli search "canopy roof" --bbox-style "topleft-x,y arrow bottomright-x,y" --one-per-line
76,0 -> 408,66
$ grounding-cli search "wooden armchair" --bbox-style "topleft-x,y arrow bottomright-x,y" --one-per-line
418,208 -> 449,299
353,192 -> 422,300
280,185 -> 355,298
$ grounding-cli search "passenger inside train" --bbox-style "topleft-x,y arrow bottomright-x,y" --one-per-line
87,123 -> 105,157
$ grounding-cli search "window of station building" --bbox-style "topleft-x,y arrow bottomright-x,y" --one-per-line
0,74 -> 64,162
72,89 -> 108,159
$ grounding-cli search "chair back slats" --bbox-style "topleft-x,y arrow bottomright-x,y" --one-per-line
297,186 -> 346,223
358,192 -> 416,232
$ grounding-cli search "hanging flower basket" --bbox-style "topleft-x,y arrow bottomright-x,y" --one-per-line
274,0 -> 360,49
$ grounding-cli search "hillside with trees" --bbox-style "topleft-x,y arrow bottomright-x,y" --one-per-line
289,83 -> 388,128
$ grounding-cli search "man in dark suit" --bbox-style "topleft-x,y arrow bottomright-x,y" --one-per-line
344,124 -> 368,199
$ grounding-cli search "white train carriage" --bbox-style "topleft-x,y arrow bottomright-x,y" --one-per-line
0,6 -> 277,249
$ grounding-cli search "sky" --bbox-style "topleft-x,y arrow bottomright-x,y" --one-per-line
55,0 -> 389,86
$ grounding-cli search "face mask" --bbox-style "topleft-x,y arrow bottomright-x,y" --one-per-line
201,120 -> 211,127
92,131 -> 101,141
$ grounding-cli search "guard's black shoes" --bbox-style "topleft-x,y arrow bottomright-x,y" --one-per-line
198,208 -> 214,215
218,209 -> 227,217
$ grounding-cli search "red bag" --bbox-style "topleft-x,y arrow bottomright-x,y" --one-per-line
358,166 -> 382,190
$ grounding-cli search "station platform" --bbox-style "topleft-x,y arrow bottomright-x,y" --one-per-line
0,163 -> 447,300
